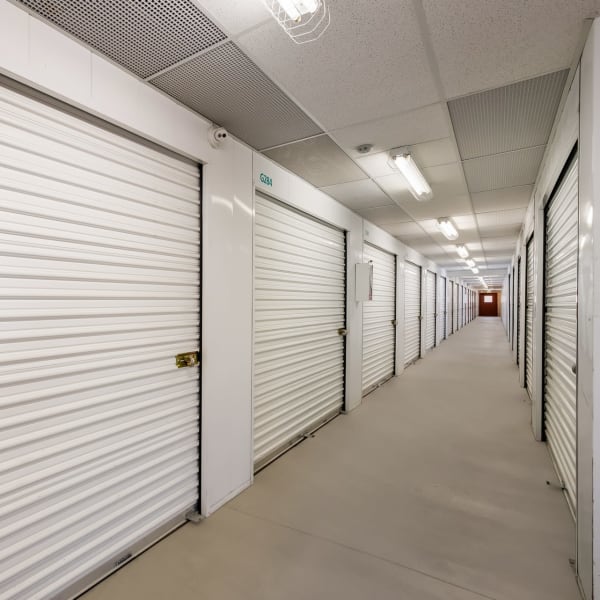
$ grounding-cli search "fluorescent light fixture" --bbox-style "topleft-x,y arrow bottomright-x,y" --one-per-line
479,276 -> 488,289
278,0 -> 318,20
471,267 -> 479,274
465,259 -> 475,268
437,217 -> 459,241
456,245 -> 469,259
390,149 -> 433,201
263,0 -> 330,43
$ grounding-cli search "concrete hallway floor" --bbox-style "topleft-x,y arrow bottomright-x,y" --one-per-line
83,317 -> 579,600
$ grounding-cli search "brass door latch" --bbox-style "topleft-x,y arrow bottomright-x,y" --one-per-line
175,351 -> 200,368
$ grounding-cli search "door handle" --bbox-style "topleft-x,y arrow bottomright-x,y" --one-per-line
391,319 -> 398,326
175,351 -> 199,368
572,364 -> 577,375
338,328 -> 347,336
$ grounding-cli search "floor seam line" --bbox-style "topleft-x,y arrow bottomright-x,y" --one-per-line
224,505 -> 500,600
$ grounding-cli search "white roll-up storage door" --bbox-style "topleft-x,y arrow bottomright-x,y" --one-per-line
544,157 -> 578,514
253,195 -> 346,470
437,276 -> 446,343
404,261 -> 421,365
425,271 -> 436,350
0,84 -> 201,600
454,284 -> 459,331
362,243 -> 396,395
525,237 -> 535,400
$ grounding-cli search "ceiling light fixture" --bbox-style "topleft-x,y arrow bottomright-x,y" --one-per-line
465,259 -> 476,268
471,267 -> 479,274
456,245 -> 469,259
479,277 -> 488,289
389,148 -> 433,202
263,0 -> 330,44
437,217 -> 459,241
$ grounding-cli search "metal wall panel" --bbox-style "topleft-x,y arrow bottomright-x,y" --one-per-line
453,283 -> 459,333
0,84 -> 201,600
438,276 -> 447,342
404,261 -> 421,365
362,244 -> 396,395
253,195 -> 346,469
525,237 -> 535,399
425,271 -> 436,350
544,157 -> 578,515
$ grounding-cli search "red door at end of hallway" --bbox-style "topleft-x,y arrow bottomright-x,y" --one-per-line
479,292 -> 499,316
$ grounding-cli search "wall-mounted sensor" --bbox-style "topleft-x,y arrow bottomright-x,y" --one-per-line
209,125 -> 228,148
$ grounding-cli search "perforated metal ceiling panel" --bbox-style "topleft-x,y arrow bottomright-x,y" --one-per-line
263,134 -> 365,187
463,146 -> 546,193
448,70 -> 568,160
16,0 -> 227,78
152,42 -> 322,150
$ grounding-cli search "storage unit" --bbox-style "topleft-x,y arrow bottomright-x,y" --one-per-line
453,283 -> 459,333
253,194 -> 346,470
516,258 -> 521,365
438,275 -> 447,342
404,261 -> 422,365
362,243 -> 396,395
525,236 -> 535,400
425,271 -> 436,350
543,157 -> 578,515
0,84 -> 201,600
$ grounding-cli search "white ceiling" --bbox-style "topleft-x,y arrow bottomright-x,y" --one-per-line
15,0 -> 598,289
218,0 -> 594,288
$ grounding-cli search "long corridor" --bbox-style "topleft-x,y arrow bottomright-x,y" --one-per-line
83,318 -> 579,600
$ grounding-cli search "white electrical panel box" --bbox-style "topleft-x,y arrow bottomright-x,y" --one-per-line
356,263 -> 373,301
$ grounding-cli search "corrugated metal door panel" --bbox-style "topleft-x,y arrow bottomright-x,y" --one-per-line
362,244 -> 396,395
517,259 -> 521,365
254,195 -> 345,470
404,261 -> 421,365
525,237 -> 535,400
544,157 -> 578,515
0,84 -> 200,600
438,276 -> 446,342
447,280 -> 452,335
425,271 -> 436,350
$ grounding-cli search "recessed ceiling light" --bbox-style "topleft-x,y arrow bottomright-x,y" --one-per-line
471,267 -> 479,274
456,245 -> 469,259
465,259 -> 475,268
437,217 -> 459,241
389,149 -> 433,202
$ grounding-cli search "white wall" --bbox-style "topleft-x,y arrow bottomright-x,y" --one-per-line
580,19 -> 600,600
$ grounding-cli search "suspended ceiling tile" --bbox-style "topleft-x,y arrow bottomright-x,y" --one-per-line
355,138 -> 457,179
355,204 -> 413,225
476,208 -> 527,229
471,185 -> 533,213
320,179 -> 391,210
404,242 -> 444,257
448,70 -> 568,160
482,237 -> 519,251
262,134 -> 366,188
236,0 -> 439,131
422,0 -> 594,98
16,0 -> 227,79
479,224 -> 522,239
152,42 -> 322,150
194,0 -> 271,36
463,146 -> 546,193
330,104 -> 450,158
384,221 -> 426,239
